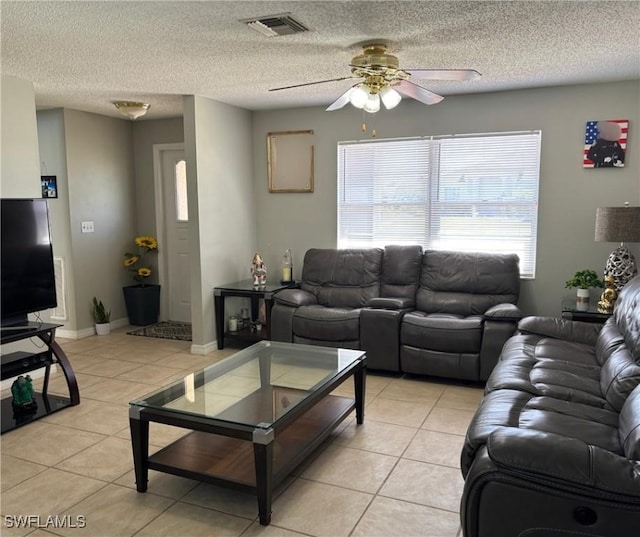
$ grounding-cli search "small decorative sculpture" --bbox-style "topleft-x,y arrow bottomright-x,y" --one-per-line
598,274 -> 618,313
11,375 -> 37,413
251,252 -> 267,287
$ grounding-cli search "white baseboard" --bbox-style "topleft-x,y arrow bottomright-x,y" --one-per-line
190,340 -> 218,355
56,317 -> 129,340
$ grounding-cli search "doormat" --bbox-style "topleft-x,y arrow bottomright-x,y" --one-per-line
127,321 -> 192,341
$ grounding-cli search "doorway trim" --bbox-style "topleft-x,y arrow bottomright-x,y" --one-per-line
153,142 -> 185,322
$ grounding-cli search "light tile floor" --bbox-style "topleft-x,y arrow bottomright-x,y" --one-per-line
1,328 -> 483,537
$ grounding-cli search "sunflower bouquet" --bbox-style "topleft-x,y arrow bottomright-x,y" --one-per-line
124,236 -> 158,284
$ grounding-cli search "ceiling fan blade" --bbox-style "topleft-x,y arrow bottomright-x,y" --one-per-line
405,69 -> 481,81
269,76 -> 357,92
395,80 -> 444,105
326,86 -> 357,111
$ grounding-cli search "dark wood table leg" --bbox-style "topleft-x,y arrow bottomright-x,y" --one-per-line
264,294 -> 274,340
253,429 -> 274,526
129,409 -> 149,492
354,363 -> 366,425
214,292 -> 225,349
44,336 -> 80,405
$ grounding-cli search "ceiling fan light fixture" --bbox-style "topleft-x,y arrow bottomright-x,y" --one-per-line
380,86 -> 401,109
349,86 -> 369,109
363,93 -> 380,114
113,101 -> 150,120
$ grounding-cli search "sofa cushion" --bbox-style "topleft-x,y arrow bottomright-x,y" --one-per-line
599,345 -> 640,411
416,250 -> 520,315
292,305 -> 361,342
618,384 -> 640,460
486,335 -> 607,407
518,396 -> 621,454
301,248 -> 383,308
380,244 -> 423,299
402,311 -> 482,353
613,275 -> 640,361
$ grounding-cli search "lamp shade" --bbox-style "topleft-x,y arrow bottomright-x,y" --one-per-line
349,86 -> 368,109
363,93 -> 380,113
595,205 -> 640,243
380,86 -> 402,109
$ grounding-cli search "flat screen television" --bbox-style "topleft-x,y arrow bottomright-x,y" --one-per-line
1,198 -> 57,332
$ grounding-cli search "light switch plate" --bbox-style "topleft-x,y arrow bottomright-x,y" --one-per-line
81,221 -> 94,233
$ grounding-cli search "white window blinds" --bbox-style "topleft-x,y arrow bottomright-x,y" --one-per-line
337,131 -> 541,278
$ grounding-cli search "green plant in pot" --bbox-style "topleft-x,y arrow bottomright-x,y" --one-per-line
92,297 -> 111,335
565,269 -> 604,311
123,236 -> 160,326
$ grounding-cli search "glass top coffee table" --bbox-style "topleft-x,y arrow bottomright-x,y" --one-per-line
129,341 -> 366,526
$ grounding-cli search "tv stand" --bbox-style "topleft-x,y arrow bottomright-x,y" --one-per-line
0,325 -> 39,338
1,322 -> 80,433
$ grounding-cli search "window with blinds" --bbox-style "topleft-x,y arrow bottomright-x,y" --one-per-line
337,131 -> 541,278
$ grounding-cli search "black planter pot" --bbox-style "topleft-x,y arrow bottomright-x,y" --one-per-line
123,284 -> 160,326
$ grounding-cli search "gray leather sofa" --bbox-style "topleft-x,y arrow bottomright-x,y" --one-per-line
271,246 -> 521,381
460,275 -> 640,537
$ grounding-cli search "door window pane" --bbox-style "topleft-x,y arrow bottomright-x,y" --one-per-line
175,159 -> 188,222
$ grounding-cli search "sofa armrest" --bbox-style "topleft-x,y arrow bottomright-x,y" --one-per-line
487,428 -> 640,497
273,289 -> 317,307
484,303 -> 522,322
366,297 -> 415,310
518,316 -> 601,346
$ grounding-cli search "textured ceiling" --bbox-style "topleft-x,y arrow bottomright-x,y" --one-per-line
1,1 -> 639,120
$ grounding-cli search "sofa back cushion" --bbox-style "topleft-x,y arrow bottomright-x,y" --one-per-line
618,383 -> 640,460
415,250 -> 520,315
301,248 -> 383,308
600,345 -> 640,411
612,274 -> 640,362
381,245 -> 423,299
594,318 -> 625,366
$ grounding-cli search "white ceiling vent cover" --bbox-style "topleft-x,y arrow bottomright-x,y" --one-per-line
242,13 -> 309,37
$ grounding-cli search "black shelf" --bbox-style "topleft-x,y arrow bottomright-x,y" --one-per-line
0,322 -> 79,434
1,393 -> 72,433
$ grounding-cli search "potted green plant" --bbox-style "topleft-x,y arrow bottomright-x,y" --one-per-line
565,269 -> 604,311
123,236 -> 160,326
92,297 -> 111,335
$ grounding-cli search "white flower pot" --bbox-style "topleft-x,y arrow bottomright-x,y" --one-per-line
95,322 -> 111,336
576,288 -> 590,311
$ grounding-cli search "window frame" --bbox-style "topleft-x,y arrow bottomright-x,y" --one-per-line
337,131 -> 542,278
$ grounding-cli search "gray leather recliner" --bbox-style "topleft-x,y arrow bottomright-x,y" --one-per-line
271,248 -> 384,349
400,250 -> 522,381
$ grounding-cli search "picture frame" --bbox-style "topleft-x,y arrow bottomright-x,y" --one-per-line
41,175 -> 58,199
267,130 -> 314,193
583,119 -> 628,168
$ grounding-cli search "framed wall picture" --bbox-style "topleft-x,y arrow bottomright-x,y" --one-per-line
41,175 -> 58,198
583,119 -> 628,168
267,130 -> 314,192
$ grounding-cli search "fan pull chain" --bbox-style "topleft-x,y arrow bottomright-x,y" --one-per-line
361,111 -> 377,138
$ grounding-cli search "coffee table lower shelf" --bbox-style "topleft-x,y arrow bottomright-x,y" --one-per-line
141,394 -> 356,523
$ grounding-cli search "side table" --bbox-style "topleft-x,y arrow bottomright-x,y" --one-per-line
214,280 -> 299,349
561,296 -> 612,324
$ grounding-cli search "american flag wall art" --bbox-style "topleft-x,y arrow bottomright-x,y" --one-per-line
583,119 -> 628,168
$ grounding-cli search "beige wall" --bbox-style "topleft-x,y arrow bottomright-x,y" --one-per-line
184,96 -> 255,349
63,109 -> 137,330
253,80 -> 640,317
1,75 -> 40,197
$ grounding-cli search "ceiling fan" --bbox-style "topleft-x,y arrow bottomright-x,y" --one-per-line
269,43 -> 481,113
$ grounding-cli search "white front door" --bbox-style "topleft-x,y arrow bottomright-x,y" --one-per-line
160,148 -> 191,322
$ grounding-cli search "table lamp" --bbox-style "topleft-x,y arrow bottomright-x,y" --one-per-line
594,202 -> 640,291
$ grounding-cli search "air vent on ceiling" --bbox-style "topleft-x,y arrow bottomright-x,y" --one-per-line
242,13 -> 309,37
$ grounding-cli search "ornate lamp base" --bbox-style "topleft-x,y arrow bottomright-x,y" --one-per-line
605,244 -> 637,291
